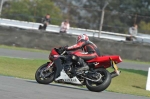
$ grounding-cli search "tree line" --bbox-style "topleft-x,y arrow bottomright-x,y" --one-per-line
2,0 -> 150,34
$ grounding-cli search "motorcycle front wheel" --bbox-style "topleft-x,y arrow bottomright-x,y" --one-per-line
85,68 -> 111,92
35,63 -> 55,84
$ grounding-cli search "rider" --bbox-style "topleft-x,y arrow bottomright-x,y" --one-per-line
65,34 -> 100,73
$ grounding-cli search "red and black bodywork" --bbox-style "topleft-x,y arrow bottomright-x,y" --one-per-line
35,47 -> 122,92
49,47 -> 122,70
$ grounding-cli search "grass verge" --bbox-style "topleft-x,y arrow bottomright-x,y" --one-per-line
0,45 -> 49,53
0,56 -> 149,97
0,56 -> 48,79
107,68 -> 150,97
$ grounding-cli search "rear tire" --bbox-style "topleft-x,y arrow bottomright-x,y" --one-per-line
35,63 -> 55,84
85,68 -> 111,92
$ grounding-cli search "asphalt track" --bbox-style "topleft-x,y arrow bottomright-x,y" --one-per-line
0,76 -> 150,99
0,48 -> 150,99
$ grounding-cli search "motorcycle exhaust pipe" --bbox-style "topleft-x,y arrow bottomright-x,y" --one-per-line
110,71 -> 121,78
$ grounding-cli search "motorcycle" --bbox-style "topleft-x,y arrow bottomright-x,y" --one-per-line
35,47 -> 122,92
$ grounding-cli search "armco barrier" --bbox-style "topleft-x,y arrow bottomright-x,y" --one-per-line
0,26 -> 150,61
1,18 -> 150,43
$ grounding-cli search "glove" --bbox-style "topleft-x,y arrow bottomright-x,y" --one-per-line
59,46 -> 67,52
63,46 -> 68,51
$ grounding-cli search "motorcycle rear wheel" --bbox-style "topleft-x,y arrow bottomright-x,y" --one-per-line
85,68 -> 111,92
35,63 -> 55,84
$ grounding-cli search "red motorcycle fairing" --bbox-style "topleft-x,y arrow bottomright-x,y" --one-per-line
49,47 -> 122,69
87,55 -> 122,63
87,55 -> 122,68
49,48 -> 59,61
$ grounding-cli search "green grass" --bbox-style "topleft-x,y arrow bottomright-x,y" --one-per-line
107,68 -> 150,97
0,56 -> 150,97
0,45 -> 49,53
0,56 -> 48,79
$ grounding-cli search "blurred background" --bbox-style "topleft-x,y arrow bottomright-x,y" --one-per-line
1,0 -> 150,34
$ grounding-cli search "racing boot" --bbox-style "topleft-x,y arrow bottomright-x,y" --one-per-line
76,58 -> 89,75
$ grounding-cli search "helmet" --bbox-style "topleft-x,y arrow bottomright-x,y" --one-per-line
76,34 -> 89,43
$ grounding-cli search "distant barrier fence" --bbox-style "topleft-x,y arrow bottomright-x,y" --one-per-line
0,18 -> 150,43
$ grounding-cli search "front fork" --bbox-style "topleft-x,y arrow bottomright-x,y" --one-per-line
45,62 -> 54,72
39,62 -> 54,78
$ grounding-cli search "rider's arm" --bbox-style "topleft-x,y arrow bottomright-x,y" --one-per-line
66,41 -> 85,51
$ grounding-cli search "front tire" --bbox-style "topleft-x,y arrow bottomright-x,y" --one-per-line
35,63 -> 55,84
85,68 -> 111,92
